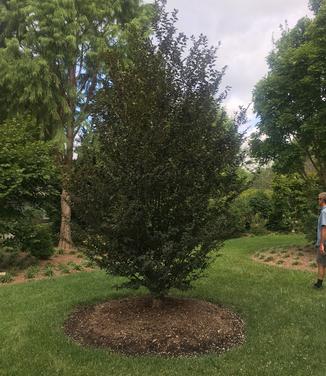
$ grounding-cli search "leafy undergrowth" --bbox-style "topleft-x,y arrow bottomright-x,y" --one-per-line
1,234 -> 326,376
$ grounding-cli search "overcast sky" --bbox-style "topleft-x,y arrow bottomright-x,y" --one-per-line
149,0 -> 312,130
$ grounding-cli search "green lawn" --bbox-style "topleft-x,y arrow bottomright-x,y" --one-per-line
1,234 -> 324,376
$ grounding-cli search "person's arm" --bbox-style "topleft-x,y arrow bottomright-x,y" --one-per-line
320,226 -> 326,253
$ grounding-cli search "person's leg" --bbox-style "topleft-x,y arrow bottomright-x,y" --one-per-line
314,264 -> 325,288
318,264 -> 326,280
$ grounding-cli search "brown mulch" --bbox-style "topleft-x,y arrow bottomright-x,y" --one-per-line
252,245 -> 317,271
64,296 -> 245,357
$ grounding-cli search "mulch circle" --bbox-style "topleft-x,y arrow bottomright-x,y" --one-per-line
64,296 -> 245,357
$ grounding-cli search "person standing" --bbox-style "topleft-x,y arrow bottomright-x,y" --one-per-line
314,192 -> 326,289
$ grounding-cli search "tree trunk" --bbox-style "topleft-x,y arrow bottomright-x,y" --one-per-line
58,115 -> 74,250
58,188 -> 73,251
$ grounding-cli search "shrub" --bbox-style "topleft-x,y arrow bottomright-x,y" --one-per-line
0,247 -> 19,270
227,189 -> 272,236
23,224 -> 54,260
268,174 -> 321,235
0,246 -> 36,270
72,4 -> 243,298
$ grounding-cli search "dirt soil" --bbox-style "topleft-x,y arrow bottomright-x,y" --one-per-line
64,296 -> 245,357
252,245 -> 317,271
2,250 -> 94,285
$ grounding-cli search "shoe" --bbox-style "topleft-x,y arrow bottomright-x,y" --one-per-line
313,283 -> 323,289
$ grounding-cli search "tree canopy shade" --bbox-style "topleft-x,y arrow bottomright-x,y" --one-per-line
0,0 -> 151,249
0,117 -> 59,232
251,0 -> 326,186
73,3 -> 243,298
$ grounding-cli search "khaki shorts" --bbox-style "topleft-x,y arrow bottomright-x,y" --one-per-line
316,245 -> 326,266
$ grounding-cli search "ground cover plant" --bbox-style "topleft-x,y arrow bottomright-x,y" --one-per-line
1,234 -> 326,376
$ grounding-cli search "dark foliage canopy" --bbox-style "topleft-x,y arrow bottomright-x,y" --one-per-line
73,2 -> 242,297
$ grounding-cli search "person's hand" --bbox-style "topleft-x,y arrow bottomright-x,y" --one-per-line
320,243 -> 325,254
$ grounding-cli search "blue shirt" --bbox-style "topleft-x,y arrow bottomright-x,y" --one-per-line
316,206 -> 326,246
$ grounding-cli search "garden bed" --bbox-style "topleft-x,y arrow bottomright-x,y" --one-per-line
0,249 -> 96,285
252,245 -> 317,271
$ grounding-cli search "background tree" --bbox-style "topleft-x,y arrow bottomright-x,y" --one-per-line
73,3 -> 243,300
0,117 -> 59,258
225,188 -> 273,236
250,0 -> 325,239
251,167 -> 274,190
309,0 -> 324,14
267,174 -> 307,232
251,0 -> 326,187
0,0 -> 151,249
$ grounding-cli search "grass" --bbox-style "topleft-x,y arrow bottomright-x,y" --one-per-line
0,234 -> 325,376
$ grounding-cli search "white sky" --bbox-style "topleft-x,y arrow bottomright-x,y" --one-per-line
146,0 -> 312,130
